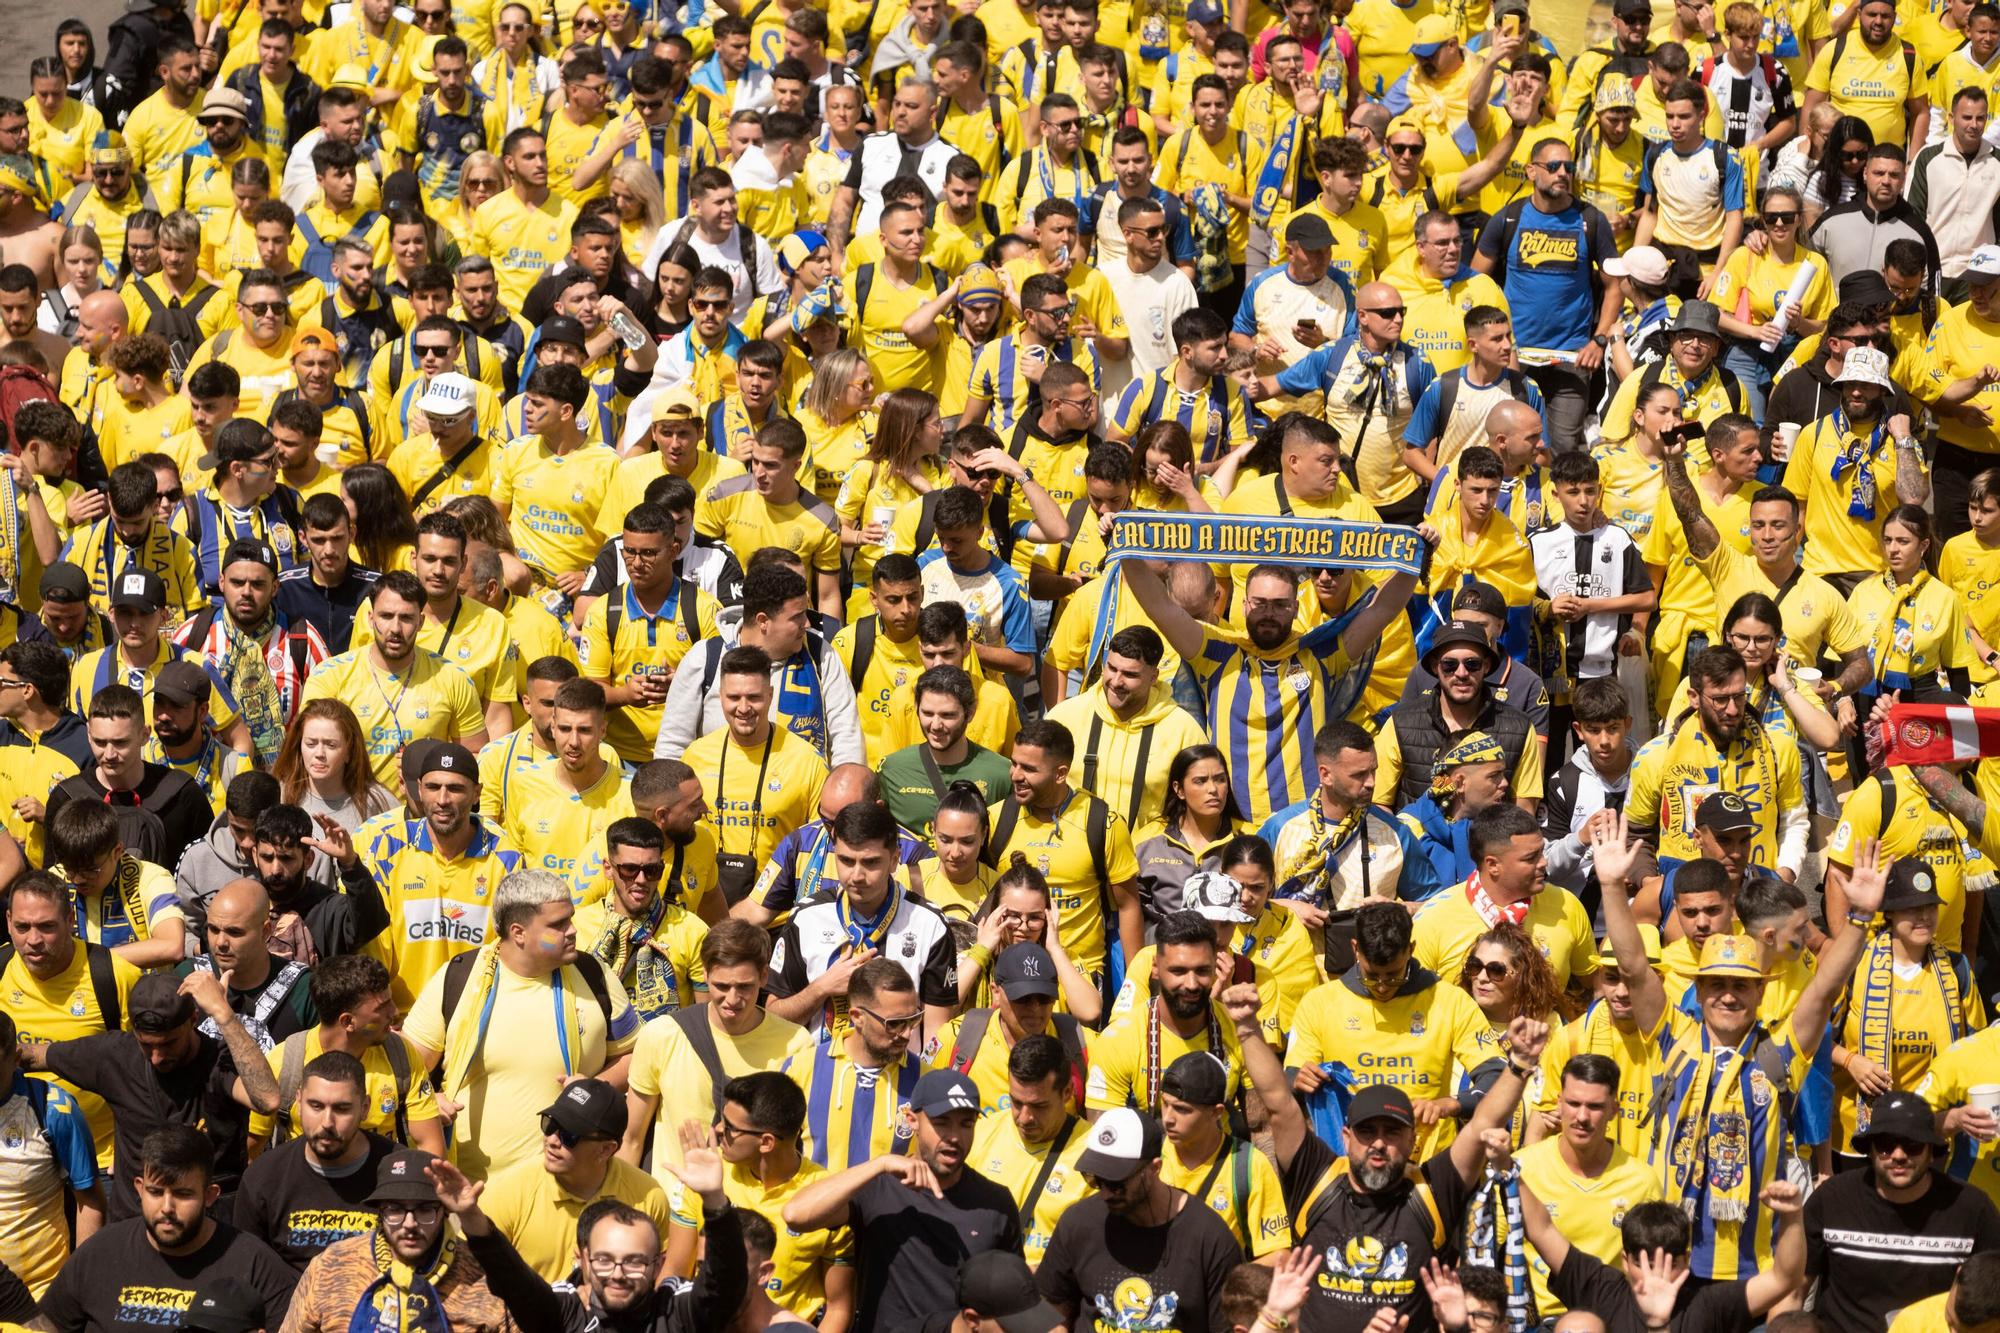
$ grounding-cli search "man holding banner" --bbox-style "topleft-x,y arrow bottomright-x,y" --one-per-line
1116,513 -> 1424,824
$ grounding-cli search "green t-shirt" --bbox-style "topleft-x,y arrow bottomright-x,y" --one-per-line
879,742 -> 1013,843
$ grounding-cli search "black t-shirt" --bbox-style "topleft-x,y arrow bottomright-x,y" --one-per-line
848,1166 -> 1022,1332
48,764 -> 215,870
1550,1249 -> 1755,1333
1805,1169 -> 2000,1333
275,565 -> 380,656
44,1029 -> 248,1221
172,957 -> 319,1047
36,1217 -> 297,1333
1278,1133 -> 1472,1333
1037,1190 -> 1243,1333
230,1133 -> 396,1271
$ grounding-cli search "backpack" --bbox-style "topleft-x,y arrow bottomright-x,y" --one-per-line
133,282 -> 221,388
386,332 -> 484,397
40,289 -> 76,340
1431,367 -> 1533,436
273,1028 -> 412,1144
0,363 -> 60,445
295,209 -> 381,284
852,262 -> 949,332
665,1004 -> 731,1116
66,783 -> 170,867
846,614 -> 879,691
439,949 -> 617,1030
603,578 -> 702,651
0,940 -> 121,1030
949,1006 -> 1087,1106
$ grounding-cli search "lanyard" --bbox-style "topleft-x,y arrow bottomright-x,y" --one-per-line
714,730 -> 775,858
434,597 -> 464,661
370,657 -> 415,741
473,964 -> 574,1075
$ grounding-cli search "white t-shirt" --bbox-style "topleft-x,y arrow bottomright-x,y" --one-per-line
1101,258 -> 1197,401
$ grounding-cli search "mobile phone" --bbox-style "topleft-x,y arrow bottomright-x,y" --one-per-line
1502,13 -> 1523,35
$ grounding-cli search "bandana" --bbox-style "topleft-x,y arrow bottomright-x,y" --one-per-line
1431,731 -> 1505,799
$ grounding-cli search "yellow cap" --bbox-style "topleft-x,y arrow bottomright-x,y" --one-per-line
413,35 -> 446,84
329,63 -> 374,92
88,131 -> 131,166
654,385 -> 702,420
1695,933 -> 1770,981
1599,923 -> 1664,965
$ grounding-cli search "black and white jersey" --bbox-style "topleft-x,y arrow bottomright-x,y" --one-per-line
768,888 -> 959,1037
1530,521 -> 1650,681
1702,53 -> 1796,151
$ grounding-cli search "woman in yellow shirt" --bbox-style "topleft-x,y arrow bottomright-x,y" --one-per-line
835,388 -> 946,607
796,347 -> 878,507
1459,922 -> 1569,1148
1709,186 -> 1831,421
918,782 -> 1002,924
1848,504 -> 1979,706
607,160 -> 665,268
440,152 -> 506,252
1131,420 -> 1225,512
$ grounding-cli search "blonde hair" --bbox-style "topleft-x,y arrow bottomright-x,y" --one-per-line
803,347 -> 868,424
608,158 -> 665,245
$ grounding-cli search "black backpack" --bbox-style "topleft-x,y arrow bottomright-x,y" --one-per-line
133,282 -> 221,388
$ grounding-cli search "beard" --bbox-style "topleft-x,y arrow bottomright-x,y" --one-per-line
1352,1155 -> 1405,1192
1163,986 -> 1210,1021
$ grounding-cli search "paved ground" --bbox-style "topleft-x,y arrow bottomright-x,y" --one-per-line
0,0 -> 134,100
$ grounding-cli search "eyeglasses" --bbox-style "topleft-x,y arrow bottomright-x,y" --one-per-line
380,1202 -> 443,1223
714,1114 -> 759,1142
1362,306 -> 1406,319
853,1005 -> 924,1033
587,1254 -> 657,1276
0,679 -> 30,692
611,860 -> 665,880
414,342 -> 455,357
242,300 -> 286,317
1762,210 -> 1798,224
1535,159 -> 1574,173
245,452 -> 279,470
1437,656 -> 1487,675
1053,394 -> 1096,411
1387,141 -> 1425,155
1466,1310 -> 1506,1329
572,81 -> 610,96
90,166 -> 127,179
1467,959 -> 1513,980
691,297 -> 731,311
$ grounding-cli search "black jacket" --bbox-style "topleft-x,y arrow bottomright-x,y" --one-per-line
465,1202 -> 748,1333
226,63 -> 321,156
101,7 -> 196,124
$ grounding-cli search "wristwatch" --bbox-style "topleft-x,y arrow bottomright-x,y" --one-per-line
1592,333 -> 1611,348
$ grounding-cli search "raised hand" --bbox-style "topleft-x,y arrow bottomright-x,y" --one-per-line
425,1157 -> 484,1214
662,1119 -> 725,1206
1588,811 -> 1639,887
1264,1247 -> 1322,1319
1844,837 -> 1888,919
302,812 -> 357,868
1418,1258 -> 1468,1331
179,968 -> 232,1020
1220,981 -> 1262,1032
1506,1014 -> 1551,1063
1761,1179 -> 1804,1215
1629,1247 -> 1690,1324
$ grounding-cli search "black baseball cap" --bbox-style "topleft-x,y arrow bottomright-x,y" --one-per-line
368,1148 -> 443,1204
401,738 -> 446,792
1160,1051 -> 1229,1108
1854,1090 -> 1946,1149
155,660 -> 213,707
955,1252 -> 1065,1332
198,418 -> 273,473
108,568 -> 167,613
129,972 -> 196,1034
1346,1084 -> 1417,1129
38,561 -> 89,604
910,1069 -> 981,1117
541,1078 -> 629,1141
221,538 -> 277,573
1881,860 -> 1946,914
177,1277 -> 266,1333
993,942 -> 1060,1001
1285,212 -> 1334,250
542,315 -> 589,349
419,742 -> 478,781
1694,791 -> 1757,834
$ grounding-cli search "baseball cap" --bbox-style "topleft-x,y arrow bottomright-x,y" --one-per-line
1695,933 -> 1770,981
290,324 -> 339,359
328,63 -> 373,93
367,1149 -> 442,1204
1594,78 -> 1639,111
955,1252 -> 1066,1333
108,568 -> 166,614
542,315 -> 589,349
154,660 -> 213,707
1881,859 -> 1946,914
1409,13 -> 1458,55
1854,1090 -> 1947,1149
1346,1083 -> 1418,1129
1420,621 -> 1500,673
38,562 -> 89,604
177,1278 -> 266,1333
1613,0 -> 1652,18
910,1069 -> 981,1117
1184,870 -> 1254,924
130,972 -> 196,1034
993,942 -> 1061,1001
775,229 -> 828,276
1834,344 -> 1895,389
1160,1051 -> 1229,1108
653,385 -> 702,420
1602,243 -> 1667,284
1184,0 -> 1225,22
419,742 -> 477,781
198,418 -> 272,473
1968,244 -> 2000,283
1076,1107 -> 1164,1181
198,88 -> 251,123
1694,791 -> 1757,833
401,738 -> 446,792
1601,922 -> 1664,965
222,538 -> 278,574
1285,211 -> 1334,250
541,1078 -> 629,1141
416,372 -> 477,419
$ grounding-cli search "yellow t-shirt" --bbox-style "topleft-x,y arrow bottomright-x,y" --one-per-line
1804,30 -> 1917,146
492,436 -> 620,579
300,649 -> 485,791
1159,1136 -> 1291,1258
628,1007 -> 813,1175
248,1030 -> 443,1143
968,1111 -> 1094,1267
1085,1001 -> 1245,1114
693,475 -> 842,577
479,1154 -> 674,1281
5,948 -> 141,1166
1516,1138 -> 1665,1317
578,583 -> 720,764
1917,1023 -> 2000,1208
1154,127 -> 1256,261
349,595 -> 519,706
470,190 -> 582,313
988,792 -> 1139,982
722,1158 -> 852,1322
402,960 -> 639,1179
503,763 -> 635,881
1411,885 -> 1601,989
683,726 -> 829,869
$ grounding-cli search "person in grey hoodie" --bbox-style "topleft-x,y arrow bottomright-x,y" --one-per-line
173,770 -> 284,940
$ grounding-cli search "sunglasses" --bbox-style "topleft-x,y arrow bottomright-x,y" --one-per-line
1841,148 -> 1869,161
1761,210 -> 1798,224
157,488 -> 184,504
1535,159 -> 1574,173
414,342 -> 455,357
1128,224 -> 1166,238
1869,1135 -> 1930,1157
574,16 -> 604,27
632,94 -> 668,110
540,1113 -> 610,1148
1034,303 -> 1076,319
1388,141 -> 1425,155
241,300 -> 287,316
691,297 -> 731,311
854,1005 -> 923,1033
1044,119 -> 1082,132
1362,306 -> 1406,319
1468,959 -> 1513,980
612,861 -> 665,880
1437,656 -> 1487,675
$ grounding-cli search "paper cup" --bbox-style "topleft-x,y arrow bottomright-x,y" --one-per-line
314,443 -> 341,468
1970,1084 -> 2000,1115
871,505 -> 896,530
1774,422 -> 1801,461
1794,667 -> 1822,686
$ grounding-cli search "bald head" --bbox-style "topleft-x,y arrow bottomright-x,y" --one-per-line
819,763 -> 880,820
1553,1315 -> 1607,1333
74,289 -> 129,360
205,878 -> 273,974
1349,103 -> 1390,139
1484,399 -> 1545,472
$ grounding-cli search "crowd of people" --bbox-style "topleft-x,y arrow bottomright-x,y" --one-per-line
2,0 -> 2000,1327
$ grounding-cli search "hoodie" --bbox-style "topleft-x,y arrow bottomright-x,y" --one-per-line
1396,793 -> 1477,889
1045,679 -> 1211,833
172,815 -> 257,926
